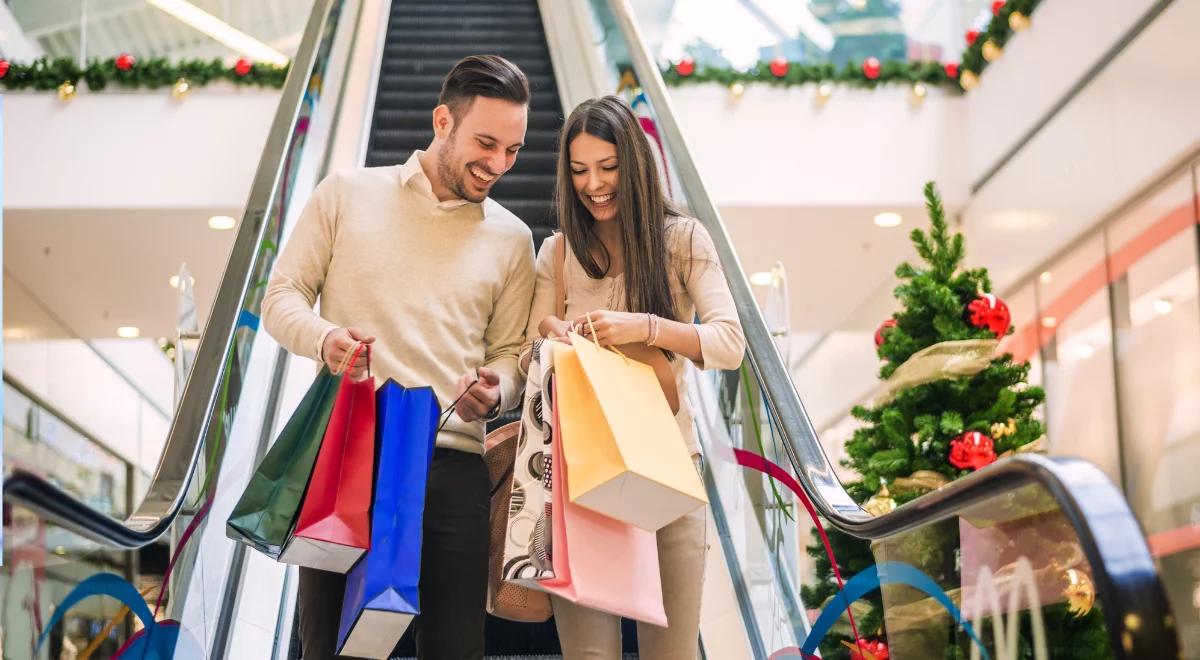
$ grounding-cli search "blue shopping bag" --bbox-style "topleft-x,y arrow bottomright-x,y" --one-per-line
336,379 -> 439,658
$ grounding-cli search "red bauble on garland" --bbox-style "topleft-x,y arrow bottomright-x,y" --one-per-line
0,59 -> 9,79
949,431 -> 997,471
966,29 -> 981,46
234,58 -> 253,77
874,318 -> 897,348
675,57 -> 695,77
944,62 -> 960,79
862,57 -> 881,80
992,0 -> 1007,16
965,293 -> 1011,338
849,639 -> 890,660
116,53 -> 136,71
769,57 -> 789,78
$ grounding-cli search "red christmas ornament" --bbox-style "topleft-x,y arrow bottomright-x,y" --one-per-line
992,0 -> 1007,16
966,293 -> 1012,338
0,59 -> 9,79
675,57 -> 695,77
850,639 -> 890,660
234,58 -> 253,77
944,62 -> 960,78
116,53 -> 136,71
966,29 -> 981,46
949,431 -> 997,471
862,57 -> 882,80
874,318 -> 897,348
769,57 -> 789,78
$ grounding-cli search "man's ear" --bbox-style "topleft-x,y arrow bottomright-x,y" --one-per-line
432,104 -> 454,139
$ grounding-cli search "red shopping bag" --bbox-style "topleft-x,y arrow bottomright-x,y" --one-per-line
279,344 -> 376,573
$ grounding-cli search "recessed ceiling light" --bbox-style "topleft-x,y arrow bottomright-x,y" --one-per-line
1041,317 -> 1057,328
874,212 -> 902,228
169,275 -> 197,288
1039,271 -> 1052,284
208,215 -> 236,230
1153,297 -> 1174,315
750,272 -> 774,286
117,326 -> 141,338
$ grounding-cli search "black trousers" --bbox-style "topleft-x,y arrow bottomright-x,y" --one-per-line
296,448 -> 491,659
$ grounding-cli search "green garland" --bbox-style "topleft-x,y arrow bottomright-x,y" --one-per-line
661,0 -> 1042,91
662,59 -> 952,89
962,0 -> 1041,79
0,56 -> 289,93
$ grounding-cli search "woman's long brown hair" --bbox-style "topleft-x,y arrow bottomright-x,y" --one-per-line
554,95 -> 684,321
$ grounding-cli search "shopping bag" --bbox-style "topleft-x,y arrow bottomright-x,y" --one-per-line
227,367 -> 339,558
485,421 -> 552,622
336,380 -> 439,658
526,384 -> 667,626
554,334 -> 706,532
501,339 -> 558,585
279,345 -> 376,572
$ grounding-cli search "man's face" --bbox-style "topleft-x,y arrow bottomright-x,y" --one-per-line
437,96 -> 528,203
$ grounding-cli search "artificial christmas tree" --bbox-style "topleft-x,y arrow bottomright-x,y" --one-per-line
799,183 -> 1109,658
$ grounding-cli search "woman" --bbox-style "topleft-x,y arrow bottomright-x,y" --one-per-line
521,95 -> 745,658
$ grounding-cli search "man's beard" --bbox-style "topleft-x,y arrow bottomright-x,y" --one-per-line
437,139 -> 488,203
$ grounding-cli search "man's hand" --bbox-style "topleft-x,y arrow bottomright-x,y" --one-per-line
453,367 -> 501,422
322,327 -> 375,378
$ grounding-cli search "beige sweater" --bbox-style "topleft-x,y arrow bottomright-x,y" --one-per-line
263,153 -> 535,454
522,218 -> 746,455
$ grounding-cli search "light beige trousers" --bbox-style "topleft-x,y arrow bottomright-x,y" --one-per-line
550,504 -> 708,659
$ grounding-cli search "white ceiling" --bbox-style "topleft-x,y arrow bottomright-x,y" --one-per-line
722,203 -> 927,333
7,0 -> 311,61
4,207 -> 238,342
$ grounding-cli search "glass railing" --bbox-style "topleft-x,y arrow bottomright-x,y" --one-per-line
599,0 -> 994,73
5,0 -> 312,63
1,0 -> 351,654
585,0 -> 1180,657
3,375 -> 137,519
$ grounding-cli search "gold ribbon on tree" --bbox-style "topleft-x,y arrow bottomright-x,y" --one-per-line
874,339 -> 999,405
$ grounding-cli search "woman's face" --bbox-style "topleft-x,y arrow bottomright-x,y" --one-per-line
569,132 -> 619,223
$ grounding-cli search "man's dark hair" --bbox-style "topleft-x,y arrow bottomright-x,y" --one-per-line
439,55 -> 530,121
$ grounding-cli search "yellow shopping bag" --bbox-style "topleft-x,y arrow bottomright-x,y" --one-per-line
553,333 -> 707,532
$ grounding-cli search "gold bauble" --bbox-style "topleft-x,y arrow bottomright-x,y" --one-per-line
816,81 -> 833,100
729,82 -> 745,99
172,77 -> 192,99
863,485 -> 897,517
959,70 -> 979,91
57,81 -> 77,101
1064,568 -> 1095,616
1009,11 -> 1031,32
912,82 -> 927,99
982,40 -> 1003,62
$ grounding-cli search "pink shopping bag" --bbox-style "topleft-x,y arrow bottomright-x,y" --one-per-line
526,380 -> 667,627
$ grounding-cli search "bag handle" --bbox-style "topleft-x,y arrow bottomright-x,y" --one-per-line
332,341 -> 370,378
555,232 -> 567,321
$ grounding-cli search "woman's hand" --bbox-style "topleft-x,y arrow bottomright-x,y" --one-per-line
574,310 -> 650,347
538,315 -> 575,341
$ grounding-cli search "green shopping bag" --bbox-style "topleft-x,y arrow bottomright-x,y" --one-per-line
227,367 -> 339,558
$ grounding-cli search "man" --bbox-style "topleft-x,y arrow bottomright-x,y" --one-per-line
262,55 -> 535,659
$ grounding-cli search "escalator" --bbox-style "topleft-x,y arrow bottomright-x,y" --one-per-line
0,0 -> 1183,659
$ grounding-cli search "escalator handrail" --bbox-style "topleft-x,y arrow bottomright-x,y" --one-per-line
2,0 -> 346,549
602,0 -> 1177,657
